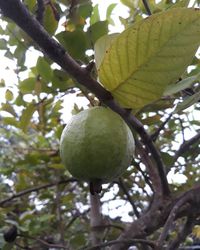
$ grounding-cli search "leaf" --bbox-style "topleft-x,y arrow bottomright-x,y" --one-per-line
43,4 -> 58,35
164,74 -> 200,96
0,38 -> 7,50
98,8 -> 200,109
56,30 -> 88,60
2,117 -> 19,128
90,4 -> 100,25
1,103 -> 17,117
106,3 -> 117,25
5,90 -> 14,101
20,103 -> 36,132
19,78 -> 36,94
88,21 -> 108,44
94,33 -> 118,70
36,57 -> 52,82
175,91 -> 200,113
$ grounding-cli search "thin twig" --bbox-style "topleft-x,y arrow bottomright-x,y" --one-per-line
118,178 -> 140,218
19,234 -> 69,249
151,113 -> 173,142
174,131 -> 200,162
0,178 -> 77,207
142,0 -> 152,15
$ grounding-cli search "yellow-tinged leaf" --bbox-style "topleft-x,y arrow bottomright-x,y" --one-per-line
20,103 -> 36,132
193,225 -> 200,238
98,8 -> 200,109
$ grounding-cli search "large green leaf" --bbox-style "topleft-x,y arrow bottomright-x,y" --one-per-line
98,8 -> 200,109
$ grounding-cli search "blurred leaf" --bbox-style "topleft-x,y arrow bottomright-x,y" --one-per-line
19,78 -> 36,94
52,69 -> 75,91
193,225 -> 200,238
48,163 -> 65,169
36,57 -> 52,82
24,0 -> 36,11
56,30 -> 88,59
106,3 -> 117,25
5,90 -> 14,102
88,20 -> 108,44
90,4 -> 100,25
175,91 -> 200,113
43,4 -> 58,35
99,8 -> 200,109
1,103 -> 17,117
20,103 -> 36,132
2,117 -> 19,127
0,39 -> 8,50
164,74 -> 200,96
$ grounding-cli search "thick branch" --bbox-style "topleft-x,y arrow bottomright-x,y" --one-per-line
0,178 -> 77,207
110,185 -> 200,250
0,0 -> 169,196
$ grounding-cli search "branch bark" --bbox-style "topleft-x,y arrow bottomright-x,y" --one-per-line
90,193 -> 104,248
174,132 -> 200,162
0,0 -> 170,197
110,185 -> 200,250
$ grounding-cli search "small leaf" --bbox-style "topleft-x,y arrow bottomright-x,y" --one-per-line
0,39 -> 7,50
19,78 -> 36,94
36,57 -> 52,82
106,3 -> 117,25
5,90 -> 14,101
43,4 -> 58,35
90,4 -> 100,25
20,103 -> 36,132
88,21 -> 108,44
1,103 -> 17,117
2,117 -> 19,128
98,8 -> 200,109
56,30 -> 88,60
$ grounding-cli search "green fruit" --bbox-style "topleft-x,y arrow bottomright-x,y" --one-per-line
60,107 -> 135,183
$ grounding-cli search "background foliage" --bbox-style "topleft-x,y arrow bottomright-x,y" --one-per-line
0,0 -> 199,249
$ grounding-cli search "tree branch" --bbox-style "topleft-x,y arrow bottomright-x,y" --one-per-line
0,178 -> 77,207
90,193 -> 104,248
166,216 -> 195,250
110,185 -> 200,250
151,113 -> 173,142
174,131 -> 200,162
19,234 -> 69,249
157,185 -> 200,248
82,238 -> 156,250
118,178 -> 140,218
36,0 -> 45,24
0,0 -> 169,196
142,0 -> 152,15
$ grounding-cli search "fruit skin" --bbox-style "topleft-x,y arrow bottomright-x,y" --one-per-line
60,107 -> 135,183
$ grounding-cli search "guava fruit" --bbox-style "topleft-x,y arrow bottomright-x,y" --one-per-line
60,107 -> 135,187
